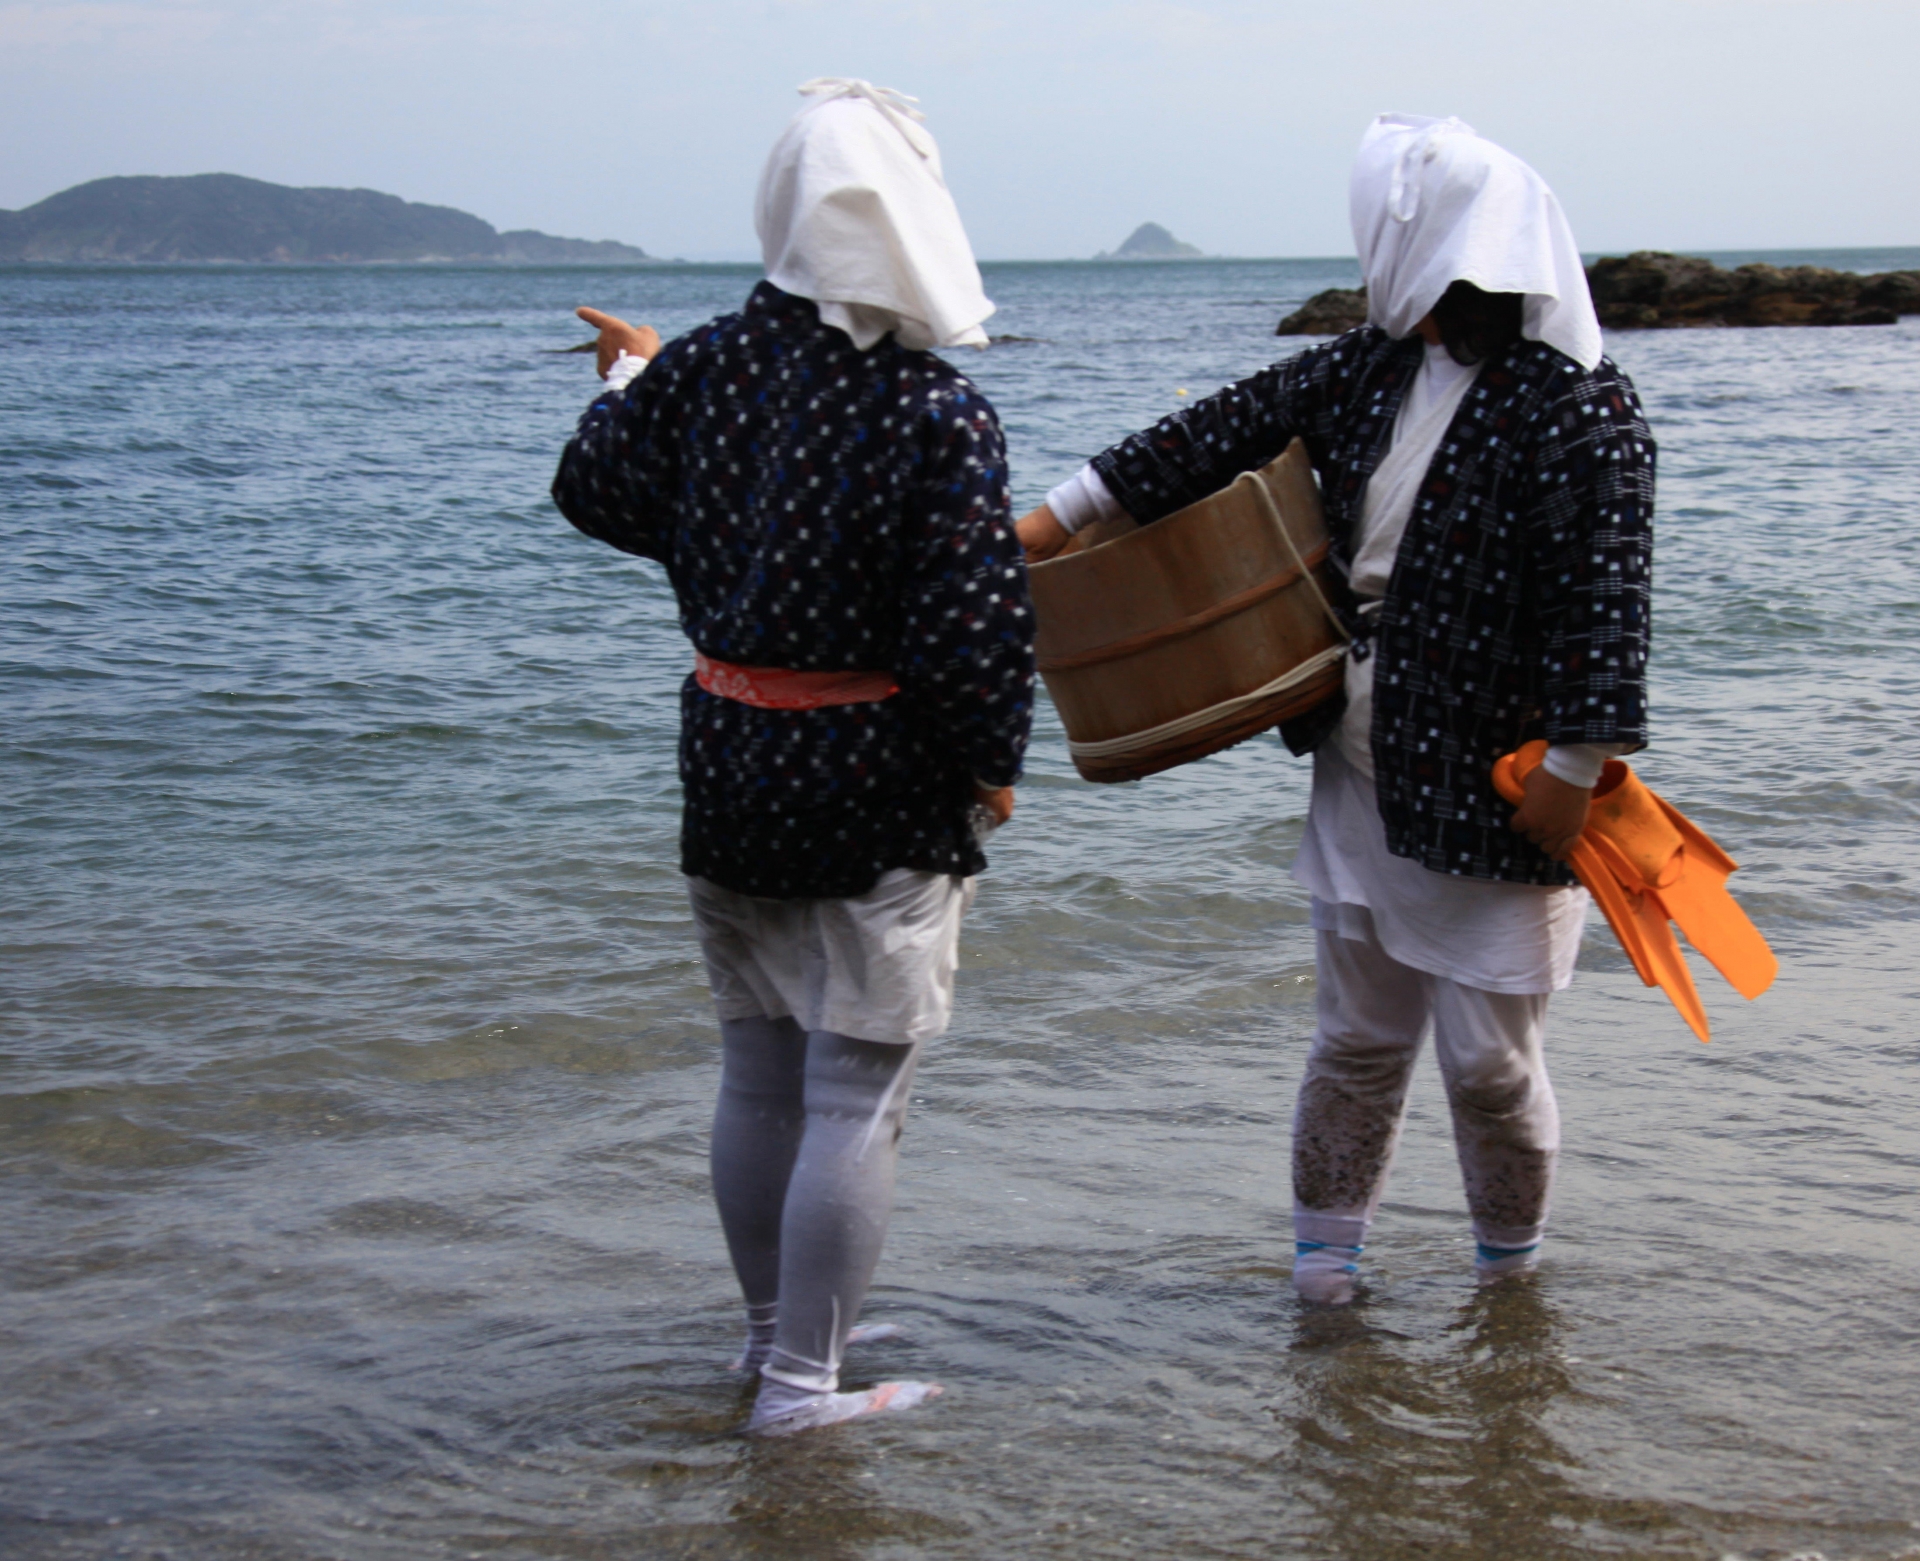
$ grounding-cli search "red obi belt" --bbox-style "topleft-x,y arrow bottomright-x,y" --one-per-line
694,653 -> 900,710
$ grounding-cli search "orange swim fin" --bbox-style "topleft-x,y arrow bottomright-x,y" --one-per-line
1492,741 -> 1778,1043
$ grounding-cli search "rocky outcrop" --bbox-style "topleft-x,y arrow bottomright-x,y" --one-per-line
0,174 -> 654,263
1275,286 -> 1367,335
1586,252 -> 1917,328
1276,255 -> 1920,335
1097,222 -> 1204,260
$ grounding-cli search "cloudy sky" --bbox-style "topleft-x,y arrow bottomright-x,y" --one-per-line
3,0 -> 1915,259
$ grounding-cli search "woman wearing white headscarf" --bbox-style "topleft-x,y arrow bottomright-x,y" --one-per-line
1020,115 -> 1655,1303
554,81 -> 1035,1428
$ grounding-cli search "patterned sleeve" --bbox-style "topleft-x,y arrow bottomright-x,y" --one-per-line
1088,339 -> 1334,523
549,352 -> 675,563
895,380 -> 1037,789
1527,363 -> 1656,748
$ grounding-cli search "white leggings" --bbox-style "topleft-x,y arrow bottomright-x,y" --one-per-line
1292,926 -> 1561,1255
710,1016 -> 918,1393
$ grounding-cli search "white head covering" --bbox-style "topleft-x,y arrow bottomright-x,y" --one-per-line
755,78 -> 994,352
1349,113 -> 1603,370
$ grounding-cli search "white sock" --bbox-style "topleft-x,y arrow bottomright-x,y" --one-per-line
1293,1241 -> 1363,1305
1473,1219 -> 1545,1283
747,1372 -> 941,1435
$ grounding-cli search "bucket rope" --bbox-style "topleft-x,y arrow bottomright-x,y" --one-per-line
1061,462 -> 1350,767
1065,645 -> 1346,763
1237,469 -> 1349,648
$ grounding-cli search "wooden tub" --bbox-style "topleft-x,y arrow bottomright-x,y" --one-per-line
1028,439 -> 1346,783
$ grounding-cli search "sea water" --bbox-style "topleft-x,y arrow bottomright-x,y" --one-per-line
3,256 -> 1918,1560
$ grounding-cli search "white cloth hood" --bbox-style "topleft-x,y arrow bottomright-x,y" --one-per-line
1349,113 -> 1603,371
755,78 -> 994,352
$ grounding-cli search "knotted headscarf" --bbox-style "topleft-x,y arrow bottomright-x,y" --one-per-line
755,78 -> 994,352
1350,113 -> 1603,370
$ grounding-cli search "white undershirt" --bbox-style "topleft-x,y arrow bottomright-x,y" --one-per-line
1335,343 -> 1482,781
1294,742 -> 1591,992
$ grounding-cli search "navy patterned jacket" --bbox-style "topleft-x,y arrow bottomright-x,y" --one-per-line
1091,327 -> 1655,887
552,283 -> 1036,900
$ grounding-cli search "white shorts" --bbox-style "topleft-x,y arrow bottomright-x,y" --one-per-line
686,868 -> 976,1046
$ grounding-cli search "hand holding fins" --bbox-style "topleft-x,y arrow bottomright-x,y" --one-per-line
1492,741 -> 1778,1042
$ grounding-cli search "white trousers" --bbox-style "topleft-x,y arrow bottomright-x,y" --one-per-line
687,869 -> 974,1046
1292,919 -> 1561,1255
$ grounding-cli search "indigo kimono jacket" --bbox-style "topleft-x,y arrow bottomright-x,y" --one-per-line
553,283 -> 1036,900
1091,327 -> 1655,887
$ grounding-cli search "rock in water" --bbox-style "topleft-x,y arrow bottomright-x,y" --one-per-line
1273,256 -> 1919,336
1276,287 -> 1368,336
1097,223 -> 1204,260
1859,271 -> 1920,313
1586,251 -> 1916,329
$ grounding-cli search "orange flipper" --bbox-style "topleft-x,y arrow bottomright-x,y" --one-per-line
1582,829 -> 1711,1041
1644,795 -> 1777,1000
1492,741 -> 1777,1042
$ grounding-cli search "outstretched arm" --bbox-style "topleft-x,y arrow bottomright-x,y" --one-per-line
1018,340 -> 1342,561
550,308 -> 671,562
575,306 -> 659,379
1087,350 -> 1325,523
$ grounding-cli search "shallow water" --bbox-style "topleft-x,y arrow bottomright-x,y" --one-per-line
3,257 -> 1919,1561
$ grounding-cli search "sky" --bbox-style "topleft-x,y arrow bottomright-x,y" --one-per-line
2,0 -> 1917,260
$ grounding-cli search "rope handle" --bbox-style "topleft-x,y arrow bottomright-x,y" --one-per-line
1233,469 -> 1349,646
1067,646 -> 1346,762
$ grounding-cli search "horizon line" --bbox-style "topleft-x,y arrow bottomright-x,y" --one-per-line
6,242 -> 1916,271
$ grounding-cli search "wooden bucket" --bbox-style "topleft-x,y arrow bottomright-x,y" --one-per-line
1028,439 -> 1347,783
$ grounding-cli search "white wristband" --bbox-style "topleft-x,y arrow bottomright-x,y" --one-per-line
1541,742 -> 1626,789
604,351 -> 652,393
1043,464 -> 1128,536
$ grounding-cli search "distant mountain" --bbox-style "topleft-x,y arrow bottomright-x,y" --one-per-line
0,174 -> 655,263
1095,222 -> 1205,260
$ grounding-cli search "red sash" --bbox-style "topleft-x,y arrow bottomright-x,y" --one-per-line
694,653 -> 899,710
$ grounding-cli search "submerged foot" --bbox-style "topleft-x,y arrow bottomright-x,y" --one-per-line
1474,1241 -> 1542,1284
732,1321 -> 907,1374
746,1379 -> 942,1436
1293,1240 -> 1363,1305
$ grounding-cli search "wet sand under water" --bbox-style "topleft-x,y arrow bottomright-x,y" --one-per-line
3,260 -> 1918,1559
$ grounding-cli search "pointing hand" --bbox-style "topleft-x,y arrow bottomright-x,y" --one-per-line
575,307 -> 660,380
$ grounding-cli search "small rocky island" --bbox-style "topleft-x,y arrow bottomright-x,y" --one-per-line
0,174 -> 654,263
1096,222 -> 1204,260
1275,251 -> 1920,336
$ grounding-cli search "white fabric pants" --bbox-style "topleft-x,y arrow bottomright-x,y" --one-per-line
688,869 -> 974,1046
1292,919 -> 1561,1256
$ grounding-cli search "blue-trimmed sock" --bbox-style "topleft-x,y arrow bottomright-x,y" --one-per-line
1474,1239 -> 1542,1283
1293,1240 -> 1363,1305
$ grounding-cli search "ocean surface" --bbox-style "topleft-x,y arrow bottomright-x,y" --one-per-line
4,254 -> 1919,1561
